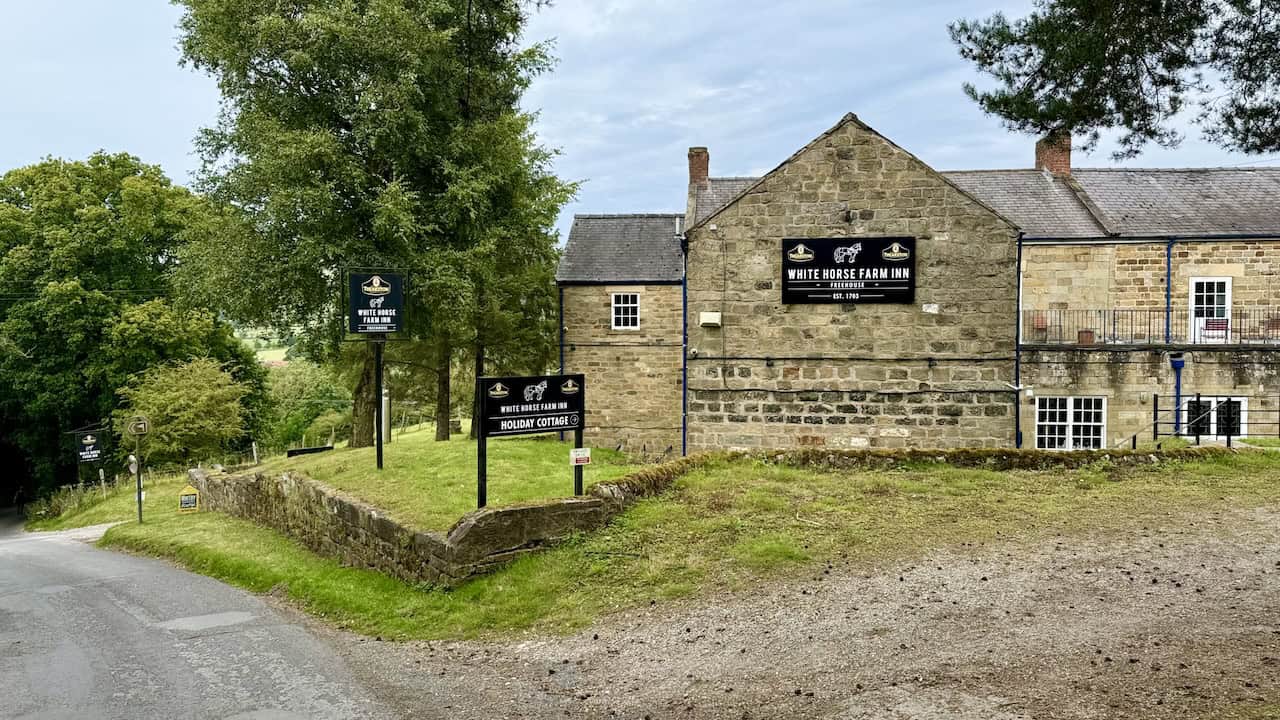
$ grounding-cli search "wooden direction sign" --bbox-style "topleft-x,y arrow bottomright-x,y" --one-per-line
348,272 -> 405,334
781,236 -> 916,304
76,431 -> 102,464
478,374 -> 584,438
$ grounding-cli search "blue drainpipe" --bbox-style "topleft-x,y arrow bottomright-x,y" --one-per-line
1165,240 -> 1174,344
680,234 -> 689,457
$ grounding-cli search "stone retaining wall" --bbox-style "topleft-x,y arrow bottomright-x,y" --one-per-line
186,458 -> 703,588
189,446 -> 1230,587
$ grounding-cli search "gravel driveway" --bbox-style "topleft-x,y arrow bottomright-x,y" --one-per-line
334,505 -> 1280,719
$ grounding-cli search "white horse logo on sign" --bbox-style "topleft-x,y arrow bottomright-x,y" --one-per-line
524,381 -> 548,402
834,244 -> 862,264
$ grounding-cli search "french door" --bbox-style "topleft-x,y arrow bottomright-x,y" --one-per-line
1182,396 -> 1247,438
1189,277 -> 1231,344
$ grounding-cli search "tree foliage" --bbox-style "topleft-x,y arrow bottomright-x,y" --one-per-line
114,358 -> 249,468
0,153 -> 266,497
951,1 -> 1280,157
266,359 -> 350,447
171,0 -> 573,443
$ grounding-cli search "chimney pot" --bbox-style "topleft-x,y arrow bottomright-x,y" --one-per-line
688,146 -> 709,186
1035,133 -> 1071,175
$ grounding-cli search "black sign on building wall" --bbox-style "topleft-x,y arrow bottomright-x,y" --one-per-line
348,272 -> 405,334
780,237 -> 916,304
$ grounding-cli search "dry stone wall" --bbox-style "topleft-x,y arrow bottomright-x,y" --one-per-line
187,459 -> 704,587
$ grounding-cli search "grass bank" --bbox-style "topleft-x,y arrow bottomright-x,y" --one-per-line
92,449 -> 1280,640
26,472 -> 188,531
258,431 -> 637,530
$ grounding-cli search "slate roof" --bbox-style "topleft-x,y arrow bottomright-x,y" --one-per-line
1069,168 -> 1280,237
556,214 -> 685,284
693,168 -> 1280,240
943,170 -> 1105,238
692,178 -> 760,224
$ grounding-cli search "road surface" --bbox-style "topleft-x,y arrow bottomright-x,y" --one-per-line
0,510 -> 395,720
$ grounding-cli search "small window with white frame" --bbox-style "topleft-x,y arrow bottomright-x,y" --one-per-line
611,292 -> 639,330
1036,396 -> 1106,450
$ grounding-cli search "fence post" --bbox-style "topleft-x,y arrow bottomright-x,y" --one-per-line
1152,393 -> 1159,441
1194,392 -> 1202,445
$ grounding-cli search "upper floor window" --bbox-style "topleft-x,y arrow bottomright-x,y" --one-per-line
611,293 -> 639,330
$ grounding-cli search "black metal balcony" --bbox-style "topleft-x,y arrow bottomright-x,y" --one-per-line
1021,308 -> 1280,347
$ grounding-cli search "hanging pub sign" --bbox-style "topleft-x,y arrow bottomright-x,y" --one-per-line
780,236 -> 916,304
76,431 -> 102,464
478,374 -> 585,438
348,272 -> 405,334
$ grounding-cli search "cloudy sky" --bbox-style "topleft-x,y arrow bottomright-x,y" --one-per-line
3,1 -> 1277,239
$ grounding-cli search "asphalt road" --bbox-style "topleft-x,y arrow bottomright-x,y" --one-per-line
0,510 -> 396,720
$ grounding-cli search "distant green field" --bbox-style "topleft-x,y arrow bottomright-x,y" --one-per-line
255,346 -> 289,363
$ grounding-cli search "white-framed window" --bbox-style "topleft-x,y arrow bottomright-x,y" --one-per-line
1181,396 -> 1248,438
1036,396 -> 1107,450
611,292 -> 639,330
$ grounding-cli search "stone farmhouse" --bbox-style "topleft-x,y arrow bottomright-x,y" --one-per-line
556,114 -> 1280,455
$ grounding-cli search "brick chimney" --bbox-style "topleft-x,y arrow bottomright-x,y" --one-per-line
688,146 -> 709,186
1035,132 -> 1071,175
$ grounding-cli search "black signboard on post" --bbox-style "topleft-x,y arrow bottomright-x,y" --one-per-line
76,431 -> 102,464
346,270 -> 408,471
780,237 -> 916,304
475,374 -> 585,508
348,272 -> 405,334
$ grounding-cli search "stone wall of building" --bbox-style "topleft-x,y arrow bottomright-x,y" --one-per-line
1021,348 -> 1280,446
561,283 -> 683,456
683,115 -> 1021,450
1024,240 -> 1280,311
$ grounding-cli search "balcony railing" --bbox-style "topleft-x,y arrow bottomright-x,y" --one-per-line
1021,308 -> 1280,346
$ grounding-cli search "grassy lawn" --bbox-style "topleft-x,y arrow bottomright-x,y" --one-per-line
1241,437 -> 1280,448
26,472 -> 189,531
86,449 -> 1280,640
258,431 -> 636,530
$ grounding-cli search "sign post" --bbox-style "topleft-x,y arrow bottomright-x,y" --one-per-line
127,416 -> 149,523
476,374 -> 585,508
347,271 -> 406,471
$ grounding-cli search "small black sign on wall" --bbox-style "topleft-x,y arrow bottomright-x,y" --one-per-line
348,272 -> 405,334
780,237 -> 916,304
478,374 -> 585,438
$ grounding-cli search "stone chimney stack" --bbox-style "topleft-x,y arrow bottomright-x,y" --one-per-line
1035,132 -> 1071,175
688,146 -> 709,187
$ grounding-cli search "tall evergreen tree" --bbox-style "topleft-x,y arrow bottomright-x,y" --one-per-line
173,0 -> 572,443
951,1 -> 1280,158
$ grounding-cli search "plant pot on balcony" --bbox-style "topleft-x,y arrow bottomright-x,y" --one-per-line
1077,329 -> 1097,346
